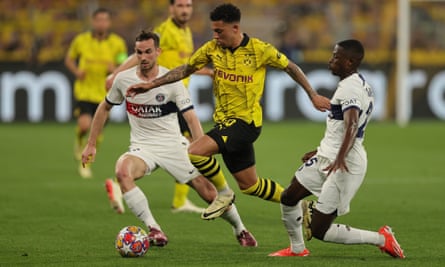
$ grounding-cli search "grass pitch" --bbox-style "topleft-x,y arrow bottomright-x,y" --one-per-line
0,121 -> 444,267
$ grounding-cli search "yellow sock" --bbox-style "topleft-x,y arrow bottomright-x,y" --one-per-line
172,182 -> 190,208
189,154 -> 228,191
241,177 -> 284,203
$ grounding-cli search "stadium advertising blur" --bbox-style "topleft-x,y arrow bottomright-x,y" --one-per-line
0,62 -> 444,122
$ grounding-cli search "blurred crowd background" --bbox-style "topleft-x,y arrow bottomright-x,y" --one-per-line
2,0 -> 445,66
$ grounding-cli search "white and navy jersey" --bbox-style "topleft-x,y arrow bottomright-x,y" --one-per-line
106,66 -> 193,145
318,73 -> 374,162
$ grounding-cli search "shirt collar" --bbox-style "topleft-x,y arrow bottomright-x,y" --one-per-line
229,33 -> 249,53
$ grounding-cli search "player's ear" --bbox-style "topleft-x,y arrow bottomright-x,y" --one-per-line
232,23 -> 239,33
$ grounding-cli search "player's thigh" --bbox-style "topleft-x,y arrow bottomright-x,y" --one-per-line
188,135 -> 219,156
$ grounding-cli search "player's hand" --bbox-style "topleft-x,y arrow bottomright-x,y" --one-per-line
126,82 -> 153,97
301,150 -> 317,163
311,94 -> 331,112
81,145 -> 96,168
323,158 -> 349,176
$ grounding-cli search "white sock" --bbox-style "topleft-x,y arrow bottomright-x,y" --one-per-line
123,186 -> 160,230
218,186 -> 232,195
323,224 -> 385,246
221,204 -> 246,235
281,202 -> 306,253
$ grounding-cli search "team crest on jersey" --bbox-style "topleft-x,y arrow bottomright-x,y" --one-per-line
156,94 -> 165,102
243,54 -> 252,66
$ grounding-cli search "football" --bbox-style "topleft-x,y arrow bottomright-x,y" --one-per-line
115,226 -> 150,257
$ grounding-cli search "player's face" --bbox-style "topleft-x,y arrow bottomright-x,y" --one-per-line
171,0 -> 193,25
92,12 -> 111,34
211,21 -> 237,49
328,45 -> 350,77
135,39 -> 160,72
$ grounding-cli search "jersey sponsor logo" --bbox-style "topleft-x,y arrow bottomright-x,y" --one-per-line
343,98 -> 358,106
126,100 -> 178,118
215,68 -> 253,83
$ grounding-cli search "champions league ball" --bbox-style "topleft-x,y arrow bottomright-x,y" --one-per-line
115,226 -> 150,257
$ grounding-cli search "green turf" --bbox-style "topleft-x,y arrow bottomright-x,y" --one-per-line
0,121 -> 444,266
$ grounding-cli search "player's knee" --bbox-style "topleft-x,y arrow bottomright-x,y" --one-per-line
77,115 -> 91,132
280,189 -> 299,206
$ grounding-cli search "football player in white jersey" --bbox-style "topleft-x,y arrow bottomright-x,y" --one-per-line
269,39 -> 405,258
81,30 -> 253,247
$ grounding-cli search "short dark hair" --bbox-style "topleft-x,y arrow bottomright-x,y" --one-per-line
337,39 -> 365,62
92,7 -> 111,18
135,30 -> 160,48
210,3 -> 241,23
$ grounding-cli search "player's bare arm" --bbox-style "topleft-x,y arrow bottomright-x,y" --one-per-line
182,109 -> 204,142
81,101 -> 113,167
64,55 -> 85,80
106,54 -> 138,90
126,64 -> 197,97
284,61 -> 331,112
323,107 -> 360,176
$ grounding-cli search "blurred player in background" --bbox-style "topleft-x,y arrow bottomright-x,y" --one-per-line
82,30 -> 255,247
269,39 -> 405,258
65,7 -> 127,178
106,0 -> 218,215
126,3 -> 330,219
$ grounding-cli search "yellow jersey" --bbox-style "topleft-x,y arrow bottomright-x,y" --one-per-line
154,18 -> 193,87
188,34 -> 289,127
67,31 -> 127,103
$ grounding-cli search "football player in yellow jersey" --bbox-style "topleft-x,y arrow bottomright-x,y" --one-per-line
154,0 -> 213,214
65,7 -> 127,178
127,3 -> 331,219
105,1 -> 257,246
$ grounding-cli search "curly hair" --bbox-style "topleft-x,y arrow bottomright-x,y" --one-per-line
210,3 -> 241,23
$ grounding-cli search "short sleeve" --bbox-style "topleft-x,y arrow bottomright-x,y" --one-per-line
106,75 -> 125,105
188,41 -> 212,70
262,42 -> 289,69
172,82 -> 193,112
67,35 -> 81,59
336,80 -> 363,112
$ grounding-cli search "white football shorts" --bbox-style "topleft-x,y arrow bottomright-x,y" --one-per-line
124,136 -> 200,184
295,154 -> 367,216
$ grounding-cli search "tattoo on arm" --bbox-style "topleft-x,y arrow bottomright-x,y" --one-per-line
284,61 -> 316,99
153,64 -> 196,87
